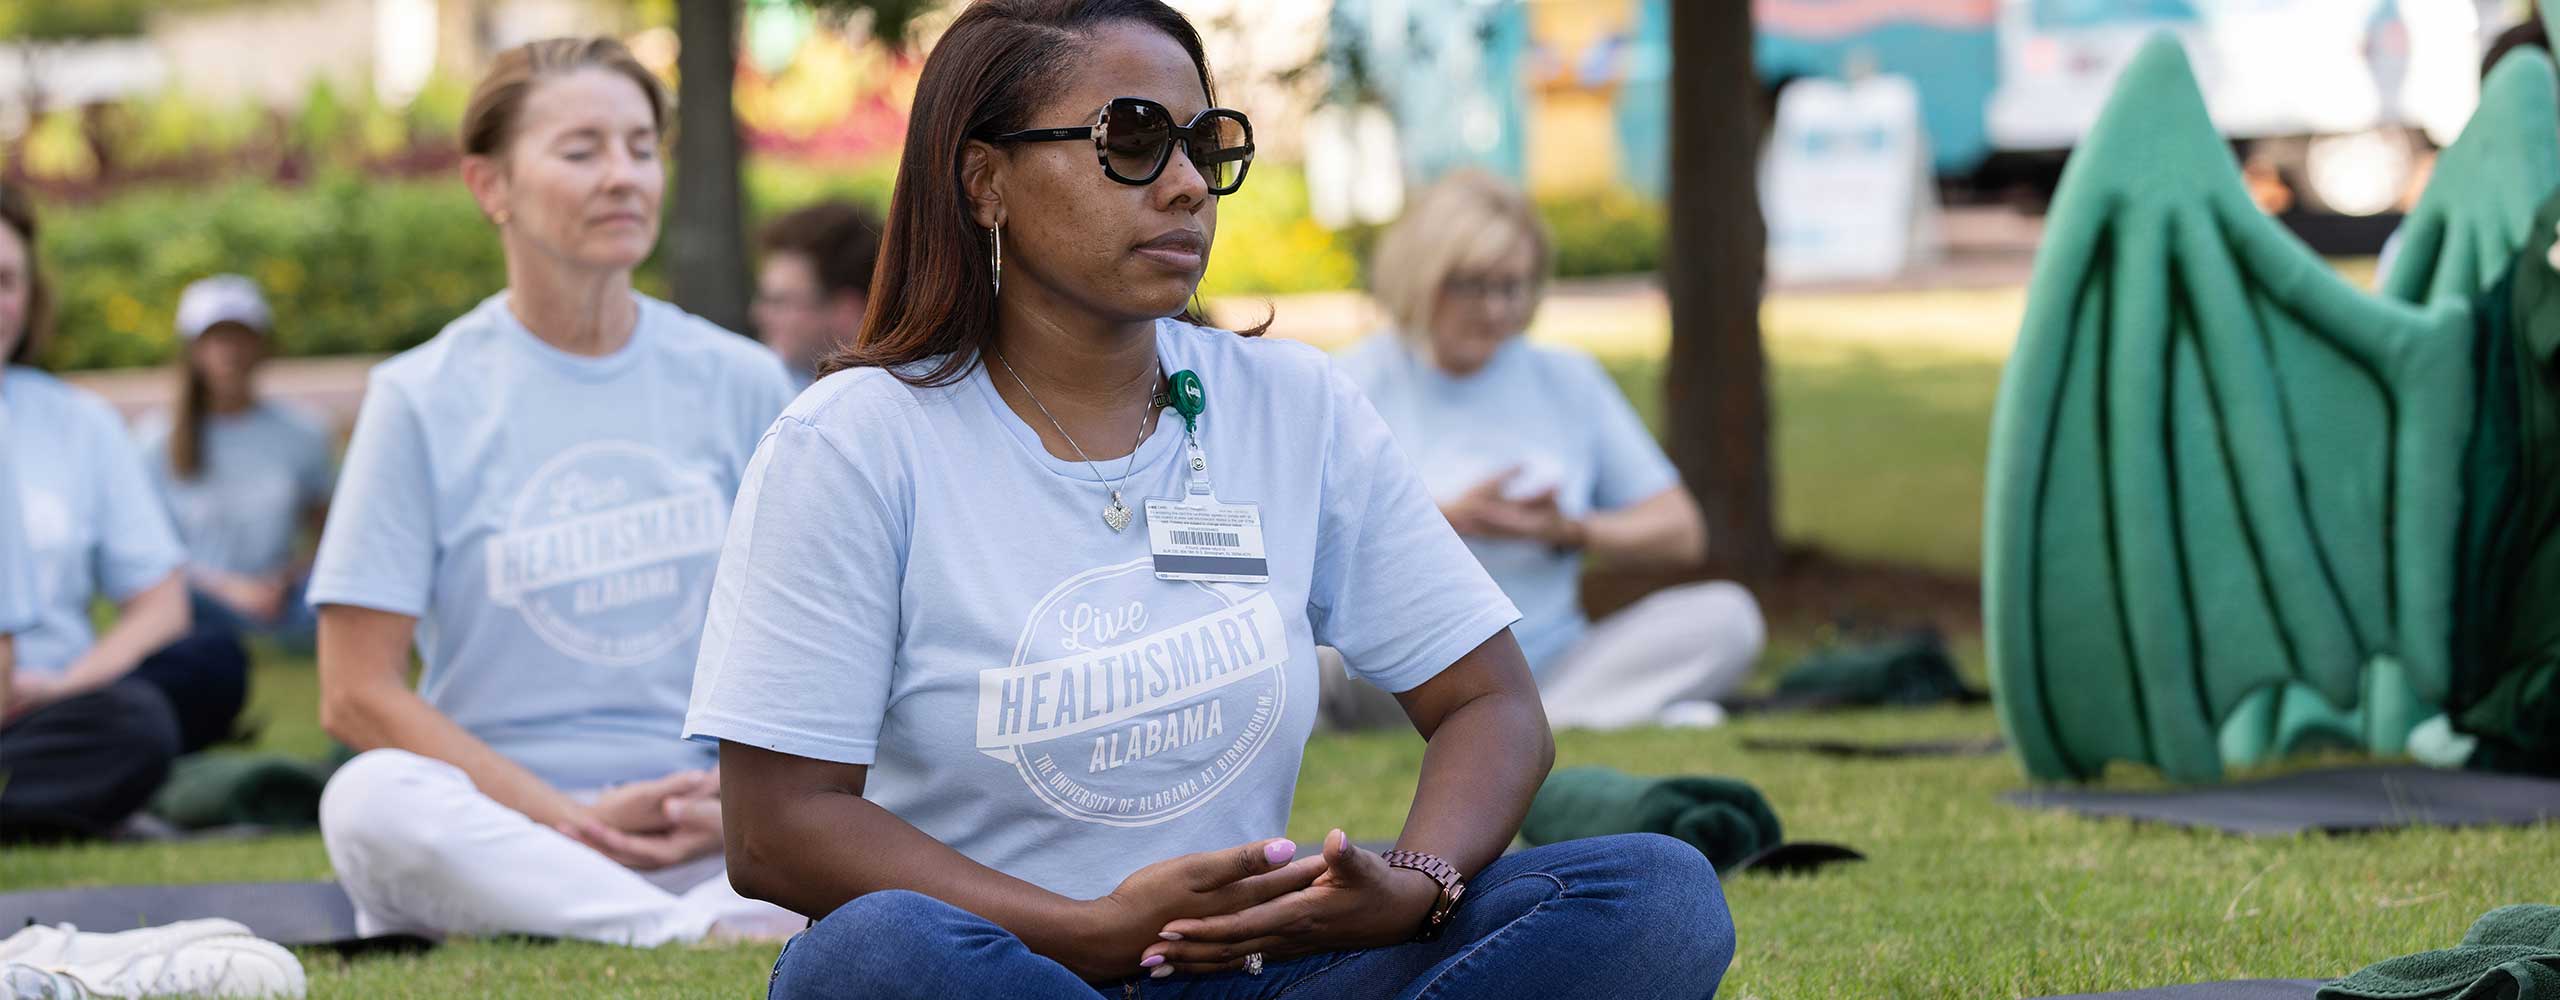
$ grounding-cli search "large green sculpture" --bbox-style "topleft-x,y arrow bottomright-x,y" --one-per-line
1985,25 -> 2560,784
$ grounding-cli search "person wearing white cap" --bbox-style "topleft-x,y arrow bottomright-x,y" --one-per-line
134,274 -> 336,650
0,184 -> 204,842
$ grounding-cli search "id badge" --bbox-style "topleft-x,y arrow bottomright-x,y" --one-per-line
1145,434 -> 1269,583
1144,496 -> 1269,582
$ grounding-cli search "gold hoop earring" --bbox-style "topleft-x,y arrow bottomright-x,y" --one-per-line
990,220 -> 1004,299
493,209 -> 512,226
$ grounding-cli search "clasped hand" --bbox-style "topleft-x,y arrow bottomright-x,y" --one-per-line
553,768 -> 724,871
1441,466 -> 1576,548
1080,829 -> 1441,981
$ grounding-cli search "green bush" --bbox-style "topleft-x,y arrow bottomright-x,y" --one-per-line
25,157 -> 1656,372
38,174 -> 505,371
27,158 -> 1371,371
30,162 -> 886,371
1197,166 -> 1364,299
1540,187 -> 1665,278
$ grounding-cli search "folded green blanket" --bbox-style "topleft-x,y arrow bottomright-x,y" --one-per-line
1517,766 -> 1781,872
2320,904 -> 2560,1000
147,753 -> 340,830
1776,632 -> 1972,707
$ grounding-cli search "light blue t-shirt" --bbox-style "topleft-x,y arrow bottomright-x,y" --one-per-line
2,367 -> 188,674
685,319 -> 1519,902
1337,334 -> 1679,675
136,401 -> 336,580
0,403 -> 40,637
308,292 -> 797,790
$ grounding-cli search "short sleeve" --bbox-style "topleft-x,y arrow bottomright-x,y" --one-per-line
1576,353 -> 1680,510
306,377 -> 436,616
721,345 -> 800,492
90,406 -> 185,600
0,421 -> 37,635
684,413 -> 907,765
1307,366 -> 1520,693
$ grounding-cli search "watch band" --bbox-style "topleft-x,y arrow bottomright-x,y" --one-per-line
1380,850 -> 1467,941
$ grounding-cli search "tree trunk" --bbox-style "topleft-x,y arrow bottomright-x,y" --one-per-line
1663,0 -> 1780,578
670,0 -> 751,334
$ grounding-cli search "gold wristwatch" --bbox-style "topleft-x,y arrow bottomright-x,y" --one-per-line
1380,850 -> 1466,942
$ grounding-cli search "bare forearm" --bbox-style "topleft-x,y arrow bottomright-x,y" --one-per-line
325,685 -> 583,828
1578,490 -> 1707,568
728,775 -> 1091,958
58,581 -> 188,693
1,636 -> 15,716
1392,689 -> 1554,878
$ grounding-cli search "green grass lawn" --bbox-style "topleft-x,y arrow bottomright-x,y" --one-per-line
19,278 -> 2538,997
1604,344 -> 2004,577
11,658 -> 2543,998
1541,282 -> 2019,576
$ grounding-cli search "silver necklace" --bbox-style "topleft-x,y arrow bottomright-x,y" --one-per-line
993,352 -> 1155,532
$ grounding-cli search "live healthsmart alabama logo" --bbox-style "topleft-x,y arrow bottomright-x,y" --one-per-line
484,441 -> 729,666
978,558 -> 1290,827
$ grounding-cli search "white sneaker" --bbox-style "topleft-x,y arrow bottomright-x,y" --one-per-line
1659,700 -> 1730,729
2,963 -> 94,1000
0,921 -> 254,972
60,933 -> 305,999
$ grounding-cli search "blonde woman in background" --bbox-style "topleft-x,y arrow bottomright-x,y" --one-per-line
1335,169 -> 1766,730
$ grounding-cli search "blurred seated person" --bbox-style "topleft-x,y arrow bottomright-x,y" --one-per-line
0,186 -> 243,842
308,37 -> 799,946
1334,169 -> 1765,730
135,275 -> 335,650
753,200 -> 882,391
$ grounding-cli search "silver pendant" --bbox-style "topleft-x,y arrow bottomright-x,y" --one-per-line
1103,493 -> 1132,532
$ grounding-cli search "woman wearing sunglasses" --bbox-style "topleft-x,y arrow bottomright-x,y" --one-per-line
686,2 -> 1735,997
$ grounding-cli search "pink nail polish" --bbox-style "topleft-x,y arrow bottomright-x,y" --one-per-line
1159,931 -> 1183,941
1141,955 -> 1165,969
1264,839 -> 1296,864
1151,967 -> 1173,979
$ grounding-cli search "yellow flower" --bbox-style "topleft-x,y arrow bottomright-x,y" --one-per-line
105,293 -> 146,335
259,258 -> 307,297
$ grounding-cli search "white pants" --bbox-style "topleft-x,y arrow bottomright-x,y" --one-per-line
1539,580 -> 1765,729
318,748 -> 801,947
1318,581 -> 1766,732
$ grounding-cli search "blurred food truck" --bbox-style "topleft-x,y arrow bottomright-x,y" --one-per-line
1755,0 -> 2501,215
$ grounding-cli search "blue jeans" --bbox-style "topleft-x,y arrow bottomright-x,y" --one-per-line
768,833 -> 1735,1000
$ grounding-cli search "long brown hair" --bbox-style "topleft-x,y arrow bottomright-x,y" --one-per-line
167,327 -> 265,480
0,185 -> 53,369
169,344 -> 213,479
825,0 -> 1256,386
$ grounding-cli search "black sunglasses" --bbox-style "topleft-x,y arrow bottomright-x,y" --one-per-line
984,97 -> 1255,195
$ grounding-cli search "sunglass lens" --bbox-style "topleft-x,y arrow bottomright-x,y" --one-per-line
1191,113 -> 1251,191
1101,101 -> 1171,183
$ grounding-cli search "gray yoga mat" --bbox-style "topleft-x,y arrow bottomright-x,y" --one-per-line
2004,764 -> 2560,835
0,880 -> 417,951
2024,979 -> 2329,999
